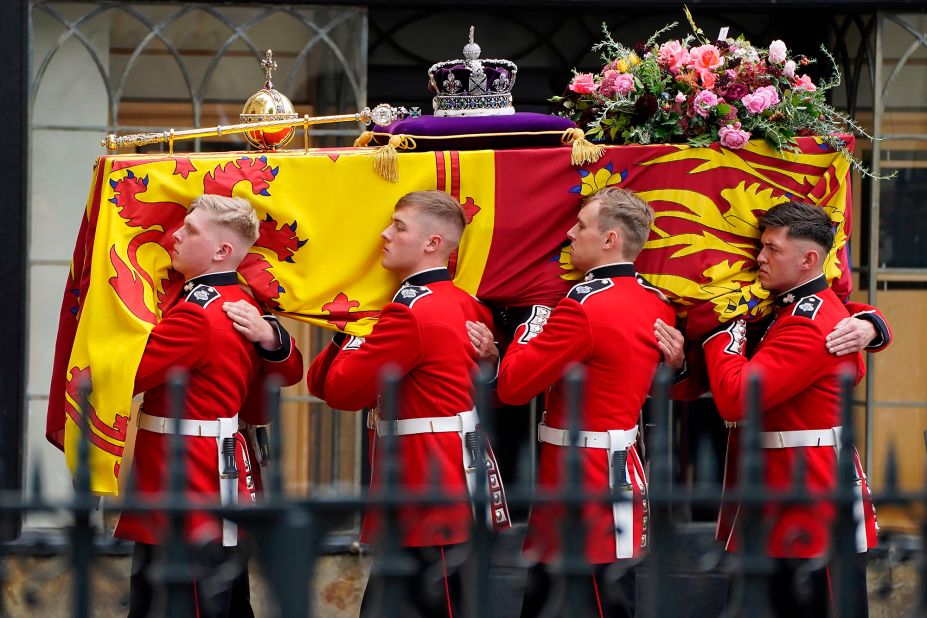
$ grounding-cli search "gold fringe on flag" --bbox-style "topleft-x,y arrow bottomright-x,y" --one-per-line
562,127 -> 605,166
370,135 -> 417,183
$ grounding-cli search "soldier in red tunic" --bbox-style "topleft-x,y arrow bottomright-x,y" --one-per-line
701,201 -> 880,617
114,195 -> 303,618
493,187 -> 676,618
307,190 -> 506,618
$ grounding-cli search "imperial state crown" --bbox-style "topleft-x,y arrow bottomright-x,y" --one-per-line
427,26 -> 517,117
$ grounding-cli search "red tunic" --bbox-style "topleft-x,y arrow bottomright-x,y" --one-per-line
307,268 -> 492,547
498,263 -> 676,564
703,275 -> 878,558
114,271 -> 303,545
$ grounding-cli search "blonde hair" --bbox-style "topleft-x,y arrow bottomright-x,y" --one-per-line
396,190 -> 466,246
189,194 -> 260,245
582,187 -> 654,259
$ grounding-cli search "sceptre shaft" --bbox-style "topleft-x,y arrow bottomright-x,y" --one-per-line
101,103 -> 407,152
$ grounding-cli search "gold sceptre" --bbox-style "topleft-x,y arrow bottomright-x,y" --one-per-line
102,50 -> 408,152
101,103 -> 407,152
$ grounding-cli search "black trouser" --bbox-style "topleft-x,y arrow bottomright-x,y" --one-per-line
360,544 -> 466,618
128,542 -> 254,618
728,553 -> 869,618
520,562 -> 636,618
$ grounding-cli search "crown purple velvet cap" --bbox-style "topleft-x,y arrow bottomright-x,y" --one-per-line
372,113 -> 577,151
427,27 -> 517,117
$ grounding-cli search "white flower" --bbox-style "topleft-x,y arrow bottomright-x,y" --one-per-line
783,60 -> 797,78
768,40 -> 787,64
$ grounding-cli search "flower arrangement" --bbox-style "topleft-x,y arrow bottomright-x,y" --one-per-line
552,10 -> 875,172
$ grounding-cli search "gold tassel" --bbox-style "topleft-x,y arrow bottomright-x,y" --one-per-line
370,135 -> 416,183
353,131 -> 374,147
562,127 -> 605,166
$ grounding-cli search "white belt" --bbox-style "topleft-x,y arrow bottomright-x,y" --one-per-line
538,421 -> 641,560
537,422 -> 638,450
367,409 -> 509,527
136,411 -> 240,547
368,410 -> 466,438
136,411 -> 238,438
759,427 -> 842,449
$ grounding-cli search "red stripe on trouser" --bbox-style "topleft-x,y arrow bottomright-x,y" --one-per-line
591,574 -> 605,618
440,545 -> 453,617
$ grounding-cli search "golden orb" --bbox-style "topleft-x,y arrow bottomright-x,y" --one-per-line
240,50 -> 299,150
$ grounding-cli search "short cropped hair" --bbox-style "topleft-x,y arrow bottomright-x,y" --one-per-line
396,190 -> 466,245
583,187 -> 654,259
189,194 -> 260,245
759,201 -> 834,254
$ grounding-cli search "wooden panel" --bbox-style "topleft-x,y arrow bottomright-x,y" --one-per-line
850,289 -> 927,532
278,318 -> 361,505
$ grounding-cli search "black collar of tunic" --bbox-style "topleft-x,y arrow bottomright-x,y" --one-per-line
184,271 -> 239,291
774,274 -> 828,307
584,263 -> 636,281
404,268 -> 452,287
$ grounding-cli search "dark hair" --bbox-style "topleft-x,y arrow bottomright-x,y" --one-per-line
759,201 -> 834,253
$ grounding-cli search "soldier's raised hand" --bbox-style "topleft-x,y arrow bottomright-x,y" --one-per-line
466,320 -> 499,366
826,316 -> 877,356
654,318 -> 685,369
222,300 -> 279,351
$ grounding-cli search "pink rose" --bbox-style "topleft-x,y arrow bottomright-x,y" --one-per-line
792,74 -> 817,92
718,122 -> 751,149
598,70 -> 635,97
688,45 -> 723,73
693,90 -> 720,117
569,73 -> 598,94
598,70 -> 619,97
700,70 -> 717,89
740,86 -> 780,114
675,91 -> 686,103
783,60 -> 796,78
741,92 -> 767,114
613,72 -> 636,95
659,40 -> 690,75
768,40 -> 787,64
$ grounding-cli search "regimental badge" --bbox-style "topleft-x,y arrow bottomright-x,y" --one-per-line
567,278 -> 613,304
393,284 -> 432,307
792,295 -> 823,320
782,293 -> 796,305
517,305 -> 552,344
185,284 -> 220,308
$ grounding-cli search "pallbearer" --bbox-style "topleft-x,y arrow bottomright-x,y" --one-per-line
307,190 -> 508,618
496,187 -> 676,618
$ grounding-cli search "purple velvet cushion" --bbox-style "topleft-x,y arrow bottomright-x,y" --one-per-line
371,112 -> 577,151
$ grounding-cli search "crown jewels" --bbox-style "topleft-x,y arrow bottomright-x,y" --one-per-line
427,26 -> 517,117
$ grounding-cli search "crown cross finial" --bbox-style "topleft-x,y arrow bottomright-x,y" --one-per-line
261,50 -> 278,89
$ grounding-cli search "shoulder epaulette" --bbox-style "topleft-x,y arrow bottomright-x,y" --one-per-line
185,284 -> 221,308
393,284 -> 432,307
567,278 -> 613,304
635,275 -> 669,302
792,295 -> 823,319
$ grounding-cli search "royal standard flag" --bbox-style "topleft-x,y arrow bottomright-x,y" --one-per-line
48,137 -> 854,493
